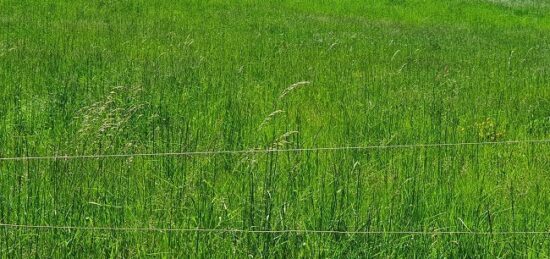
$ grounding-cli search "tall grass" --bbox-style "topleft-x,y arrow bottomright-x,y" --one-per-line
1,0 -> 549,257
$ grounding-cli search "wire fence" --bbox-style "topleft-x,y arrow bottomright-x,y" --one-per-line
1,138 -> 549,235
0,139 -> 548,161
0,223 -> 549,235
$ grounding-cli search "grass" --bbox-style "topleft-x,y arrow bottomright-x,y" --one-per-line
1,0 -> 549,257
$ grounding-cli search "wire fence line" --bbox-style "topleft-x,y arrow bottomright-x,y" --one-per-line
1,140 -> 549,236
0,139 -> 548,162
0,223 -> 549,235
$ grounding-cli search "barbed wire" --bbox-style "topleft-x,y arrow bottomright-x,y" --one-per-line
0,139 -> 548,161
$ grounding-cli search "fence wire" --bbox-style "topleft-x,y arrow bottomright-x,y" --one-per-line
0,223 -> 549,235
1,138 -> 549,235
0,139 -> 548,161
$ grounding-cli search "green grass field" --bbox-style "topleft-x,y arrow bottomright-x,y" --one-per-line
1,0 -> 550,257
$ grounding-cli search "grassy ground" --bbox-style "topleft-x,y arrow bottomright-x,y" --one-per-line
1,0 -> 549,257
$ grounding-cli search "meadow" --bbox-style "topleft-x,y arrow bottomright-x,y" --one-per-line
1,0 -> 549,257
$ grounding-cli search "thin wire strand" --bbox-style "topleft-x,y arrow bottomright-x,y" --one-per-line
0,223 -> 548,235
0,139 -> 548,161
